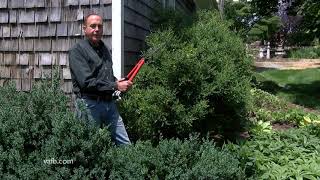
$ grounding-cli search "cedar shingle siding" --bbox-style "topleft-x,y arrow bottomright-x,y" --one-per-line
0,0 -> 195,93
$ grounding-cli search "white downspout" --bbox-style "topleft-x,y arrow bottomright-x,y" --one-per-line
112,0 -> 124,79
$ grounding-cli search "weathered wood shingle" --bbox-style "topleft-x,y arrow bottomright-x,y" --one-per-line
49,7 -> 62,22
9,0 -> 24,9
101,0 -> 112,4
0,0 -> 8,8
90,0 -> 100,5
24,0 -> 45,8
65,0 -> 78,6
19,39 -> 34,51
77,8 -> 84,21
59,53 -> 68,65
2,25 -> 11,37
52,39 -> 70,51
79,0 -> 90,5
64,8 -> 78,22
0,53 -> 3,65
35,10 -> 48,23
103,21 -> 112,35
3,53 -> 16,65
34,39 -> 52,51
57,22 -> 68,36
51,0 -> 62,7
103,5 -> 111,20
0,11 -> 8,23
68,22 -> 82,36
39,24 -> 56,37
18,53 -> 29,65
11,25 -> 22,37
39,53 -> 52,65
9,10 -> 17,23
1,67 -> 11,78
62,67 -> 71,79
22,24 -> 38,37
19,10 -> 35,23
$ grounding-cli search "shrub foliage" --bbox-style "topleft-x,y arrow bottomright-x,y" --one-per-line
120,10 -> 253,141
0,80 -> 113,179
0,79 -> 245,179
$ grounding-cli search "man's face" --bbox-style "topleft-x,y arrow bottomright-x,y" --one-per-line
83,15 -> 103,45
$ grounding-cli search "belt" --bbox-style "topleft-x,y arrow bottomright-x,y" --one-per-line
82,94 -> 113,102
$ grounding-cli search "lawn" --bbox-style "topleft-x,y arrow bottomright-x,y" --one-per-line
256,68 -> 320,110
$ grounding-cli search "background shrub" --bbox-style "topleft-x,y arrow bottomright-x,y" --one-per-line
120,10 -> 253,141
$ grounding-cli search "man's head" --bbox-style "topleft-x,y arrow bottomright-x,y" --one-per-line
83,13 -> 103,45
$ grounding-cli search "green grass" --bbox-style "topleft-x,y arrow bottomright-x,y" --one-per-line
256,68 -> 320,110
287,47 -> 320,59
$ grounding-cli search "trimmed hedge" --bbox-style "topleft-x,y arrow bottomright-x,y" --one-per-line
120,10 -> 253,141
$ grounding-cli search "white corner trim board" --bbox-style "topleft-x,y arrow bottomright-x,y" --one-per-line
112,0 -> 124,79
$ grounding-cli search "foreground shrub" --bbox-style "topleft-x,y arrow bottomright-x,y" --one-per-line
120,10 -> 253,142
0,80 -> 113,179
109,137 -> 245,180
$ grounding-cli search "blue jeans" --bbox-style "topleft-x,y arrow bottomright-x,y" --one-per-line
75,97 -> 131,145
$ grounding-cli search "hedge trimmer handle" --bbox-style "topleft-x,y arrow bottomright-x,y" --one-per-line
113,58 -> 145,100
125,58 -> 145,81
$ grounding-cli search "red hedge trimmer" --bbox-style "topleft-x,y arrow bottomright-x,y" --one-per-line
113,57 -> 145,100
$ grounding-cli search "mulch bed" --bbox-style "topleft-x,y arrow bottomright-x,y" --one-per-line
272,122 -> 297,131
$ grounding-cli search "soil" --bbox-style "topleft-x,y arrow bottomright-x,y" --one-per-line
272,122 -> 296,131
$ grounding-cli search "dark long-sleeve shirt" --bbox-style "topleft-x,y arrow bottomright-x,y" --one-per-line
68,38 -> 117,96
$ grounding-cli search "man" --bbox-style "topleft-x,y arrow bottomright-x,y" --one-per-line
68,13 -> 132,145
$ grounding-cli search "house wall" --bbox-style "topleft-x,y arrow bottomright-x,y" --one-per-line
123,0 -> 195,75
0,0 -> 112,94
123,0 -> 161,74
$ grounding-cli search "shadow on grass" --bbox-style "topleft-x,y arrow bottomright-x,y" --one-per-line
279,81 -> 320,110
257,79 -> 320,110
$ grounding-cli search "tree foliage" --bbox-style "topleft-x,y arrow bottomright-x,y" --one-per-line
248,16 -> 282,42
224,0 -> 253,39
298,0 -> 320,40
250,0 -> 279,17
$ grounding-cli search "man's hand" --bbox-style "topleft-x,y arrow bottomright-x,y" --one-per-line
116,78 -> 133,92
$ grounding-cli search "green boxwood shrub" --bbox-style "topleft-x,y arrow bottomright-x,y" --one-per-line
120,10 -> 253,141
0,80 -> 113,179
109,137 -> 245,180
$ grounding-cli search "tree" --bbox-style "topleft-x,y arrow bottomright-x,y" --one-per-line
248,16 -> 282,42
298,0 -> 320,40
250,0 -> 279,17
224,0 -> 253,39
